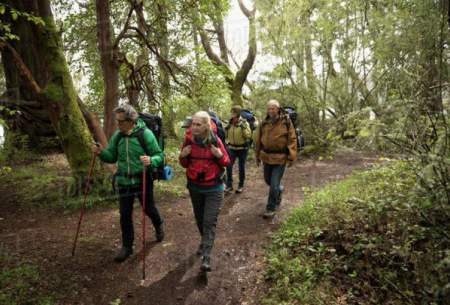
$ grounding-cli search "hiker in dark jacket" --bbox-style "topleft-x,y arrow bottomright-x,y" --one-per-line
179,111 -> 230,272
92,104 -> 164,262
225,105 -> 252,194
255,100 -> 297,218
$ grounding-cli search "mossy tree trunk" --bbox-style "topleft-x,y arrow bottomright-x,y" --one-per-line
0,0 -> 99,182
0,1 -> 55,148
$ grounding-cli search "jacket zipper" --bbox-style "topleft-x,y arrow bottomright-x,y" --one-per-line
126,137 -> 134,184
233,125 -> 236,145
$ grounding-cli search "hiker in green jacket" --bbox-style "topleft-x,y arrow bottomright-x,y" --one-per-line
92,104 -> 165,262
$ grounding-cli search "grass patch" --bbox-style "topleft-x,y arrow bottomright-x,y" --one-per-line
264,161 -> 449,305
0,139 -> 189,211
0,154 -> 117,210
0,254 -> 54,305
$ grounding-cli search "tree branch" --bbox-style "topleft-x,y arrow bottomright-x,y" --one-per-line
129,26 -> 192,92
113,4 -> 135,48
198,27 -> 227,67
0,42 -> 42,94
238,0 -> 254,18
212,2 -> 229,64
233,0 -> 257,95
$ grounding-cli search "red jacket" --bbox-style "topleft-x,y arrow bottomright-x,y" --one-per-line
179,130 -> 230,187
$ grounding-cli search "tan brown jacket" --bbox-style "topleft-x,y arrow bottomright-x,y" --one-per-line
255,114 -> 297,165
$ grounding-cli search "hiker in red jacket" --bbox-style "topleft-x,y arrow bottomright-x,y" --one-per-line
179,111 -> 230,272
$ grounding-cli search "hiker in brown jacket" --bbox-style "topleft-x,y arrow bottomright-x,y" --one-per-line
255,99 -> 297,218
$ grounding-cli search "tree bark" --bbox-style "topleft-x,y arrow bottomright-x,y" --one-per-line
95,0 -> 119,139
0,0 -> 98,180
155,1 -> 176,137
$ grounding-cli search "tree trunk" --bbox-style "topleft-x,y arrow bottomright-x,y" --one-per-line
95,0 -> 119,139
0,1 -> 56,147
0,0 -> 98,180
156,1 -> 176,138
198,0 -> 257,106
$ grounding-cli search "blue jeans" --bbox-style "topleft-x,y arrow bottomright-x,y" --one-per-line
263,163 -> 286,212
226,148 -> 249,188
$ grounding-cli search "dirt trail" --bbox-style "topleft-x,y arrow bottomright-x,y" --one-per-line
0,151 -> 378,305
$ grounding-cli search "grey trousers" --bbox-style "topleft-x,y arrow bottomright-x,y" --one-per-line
189,189 -> 223,257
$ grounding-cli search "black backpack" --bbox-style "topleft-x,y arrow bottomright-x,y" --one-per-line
240,109 -> 257,131
283,106 -> 298,126
282,106 -> 304,151
208,111 -> 226,144
114,112 -> 172,181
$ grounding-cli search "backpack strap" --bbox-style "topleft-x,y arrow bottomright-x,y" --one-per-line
135,128 -> 150,156
183,135 -> 221,161
113,128 -> 149,155
113,132 -> 123,149
259,116 -> 291,151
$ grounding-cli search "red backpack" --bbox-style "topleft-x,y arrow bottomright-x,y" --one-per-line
180,125 -> 229,186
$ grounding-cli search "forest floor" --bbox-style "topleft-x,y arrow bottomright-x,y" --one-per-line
0,149 -> 379,305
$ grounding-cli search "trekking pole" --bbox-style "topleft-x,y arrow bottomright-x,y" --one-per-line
71,150 -> 97,257
141,165 -> 147,280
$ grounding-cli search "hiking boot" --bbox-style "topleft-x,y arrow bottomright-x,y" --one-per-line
200,256 -> 212,272
263,210 -> 276,219
196,244 -> 203,256
235,186 -> 244,193
225,186 -> 233,193
155,223 -> 164,242
114,247 -> 133,263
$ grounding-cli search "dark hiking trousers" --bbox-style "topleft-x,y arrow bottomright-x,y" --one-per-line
263,163 -> 286,212
189,189 -> 223,257
226,148 -> 249,188
118,176 -> 163,249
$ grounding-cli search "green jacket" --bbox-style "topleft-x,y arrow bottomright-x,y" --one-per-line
225,118 -> 252,150
99,118 -> 163,186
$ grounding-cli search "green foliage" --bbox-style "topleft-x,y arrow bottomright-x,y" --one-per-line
0,255 -> 54,305
256,0 -> 449,152
0,131 -> 39,164
264,162 -> 449,304
0,3 -> 44,42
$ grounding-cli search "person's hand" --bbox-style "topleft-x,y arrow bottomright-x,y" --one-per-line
256,158 -> 261,167
210,144 -> 223,158
180,145 -> 192,158
91,143 -> 103,155
140,155 -> 151,166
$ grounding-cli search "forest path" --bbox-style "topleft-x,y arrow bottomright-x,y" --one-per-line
0,150 -> 378,305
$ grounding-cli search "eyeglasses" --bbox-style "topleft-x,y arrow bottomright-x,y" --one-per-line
116,119 -> 131,124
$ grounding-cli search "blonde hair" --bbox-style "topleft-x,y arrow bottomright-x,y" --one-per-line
192,111 -> 212,131
267,99 -> 280,108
